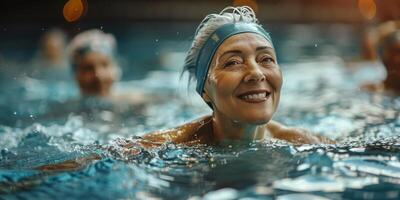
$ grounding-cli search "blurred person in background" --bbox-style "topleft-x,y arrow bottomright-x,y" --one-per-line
28,28 -> 71,81
360,21 -> 400,62
347,21 -> 400,90
32,29 -> 152,124
68,29 -> 119,98
68,29 -> 150,107
361,29 -> 400,95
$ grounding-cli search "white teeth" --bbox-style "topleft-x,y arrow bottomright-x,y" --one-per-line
241,92 -> 268,101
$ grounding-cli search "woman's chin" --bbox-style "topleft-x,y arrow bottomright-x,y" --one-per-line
240,115 -> 272,125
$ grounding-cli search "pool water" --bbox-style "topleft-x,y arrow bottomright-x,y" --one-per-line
1,55 -> 400,200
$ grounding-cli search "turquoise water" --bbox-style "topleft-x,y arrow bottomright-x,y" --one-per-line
1,56 -> 400,199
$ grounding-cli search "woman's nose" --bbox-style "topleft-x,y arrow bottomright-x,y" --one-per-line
244,62 -> 266,83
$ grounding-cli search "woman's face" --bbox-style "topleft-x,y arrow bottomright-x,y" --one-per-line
75,51 -> 117,96
204,33 -> 282,124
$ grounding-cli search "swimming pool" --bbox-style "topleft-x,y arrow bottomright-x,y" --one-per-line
1,54 -> 400,199
1,22 -> 400,199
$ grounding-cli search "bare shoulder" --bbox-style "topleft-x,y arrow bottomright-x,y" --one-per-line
141,115 -> 213,146
266,120 -> 335,144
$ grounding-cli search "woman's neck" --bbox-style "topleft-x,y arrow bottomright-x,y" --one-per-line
211,112 -> 266,142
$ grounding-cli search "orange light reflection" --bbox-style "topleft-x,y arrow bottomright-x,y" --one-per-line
63,0 -> 87,22
358,0 -> 376,20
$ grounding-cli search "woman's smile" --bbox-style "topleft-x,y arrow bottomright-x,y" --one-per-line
236,89 -> 271,103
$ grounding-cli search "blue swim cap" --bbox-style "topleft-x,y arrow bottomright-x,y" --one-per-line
194,22 -> 273,95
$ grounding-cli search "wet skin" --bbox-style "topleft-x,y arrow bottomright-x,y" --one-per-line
75,52 -> 117,97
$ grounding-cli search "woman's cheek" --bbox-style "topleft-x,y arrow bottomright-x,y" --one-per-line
268,68 -> 283,90
215,72 -> 238,89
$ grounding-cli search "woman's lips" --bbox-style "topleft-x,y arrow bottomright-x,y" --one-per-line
237,90 -> 271,103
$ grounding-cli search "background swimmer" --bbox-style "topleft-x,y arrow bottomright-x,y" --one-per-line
31,29 -> 153,126
68,29 -> 120,98
68,29 -> 149,105
361,30 -> 400,95
28,28 -> 70,81
359,21 -> 400,62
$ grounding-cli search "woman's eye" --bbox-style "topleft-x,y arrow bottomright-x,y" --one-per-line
223,60 -> 241,68
260,57 -> 275,65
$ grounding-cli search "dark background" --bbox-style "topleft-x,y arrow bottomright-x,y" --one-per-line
1,0 -> 400,24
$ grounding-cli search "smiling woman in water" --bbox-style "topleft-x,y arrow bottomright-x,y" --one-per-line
135,6 -> 333,146
36,6 -> 333,172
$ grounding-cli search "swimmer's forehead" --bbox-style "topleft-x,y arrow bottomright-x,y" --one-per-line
216,33 -> 275,56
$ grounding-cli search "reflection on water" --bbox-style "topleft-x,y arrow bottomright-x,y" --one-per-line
1,59 -> 400,199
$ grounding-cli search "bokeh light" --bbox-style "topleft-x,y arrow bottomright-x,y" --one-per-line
63,0 -> 87,22
358,0 -> 376,20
